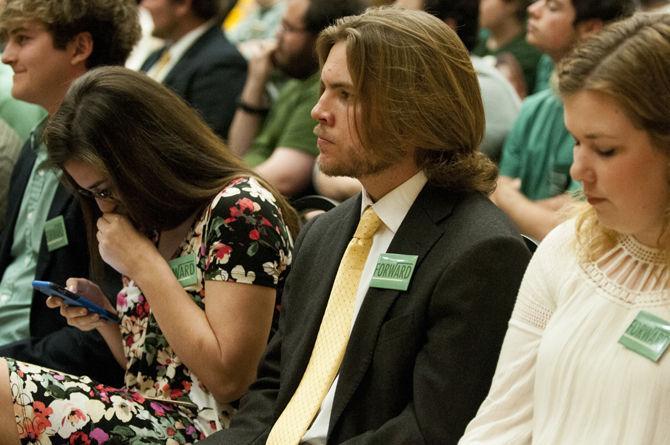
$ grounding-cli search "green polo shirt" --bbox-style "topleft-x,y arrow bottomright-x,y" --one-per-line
499,88 -> 579,200
533,54 -> 554,94
244,72 -> 320,167
474,30 -> 543,96
0,123 -> 60,346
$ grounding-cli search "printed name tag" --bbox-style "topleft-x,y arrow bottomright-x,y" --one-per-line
168,254 -> 198,287
619,310 -> 670,362
44,215 -> 69,252
369,253 -> 418,291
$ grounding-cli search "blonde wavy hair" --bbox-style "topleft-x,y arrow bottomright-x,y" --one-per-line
316,7 -> 497,194
557,13 -> 670,262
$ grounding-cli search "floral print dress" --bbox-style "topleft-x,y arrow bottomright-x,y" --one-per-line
7,177 -> 293,445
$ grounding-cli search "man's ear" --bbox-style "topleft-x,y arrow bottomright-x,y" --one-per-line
575,18 -> 604,40
68,31 -> 93,67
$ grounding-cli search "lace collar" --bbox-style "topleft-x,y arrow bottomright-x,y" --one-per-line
582,235 -> 670,305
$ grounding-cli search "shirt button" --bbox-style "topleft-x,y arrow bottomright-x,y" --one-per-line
27,212 -> 34,221
37,170 -> 45,177
24,257 -> 31,266
0,294 -> 9,303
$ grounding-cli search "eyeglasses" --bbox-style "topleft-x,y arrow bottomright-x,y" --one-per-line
77,186 -> 117,201
278,20 -> 308,34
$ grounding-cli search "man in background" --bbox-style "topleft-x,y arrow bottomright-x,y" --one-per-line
0,0 -> 141,385
491,0 -> 634,240
228,0 -> 364,197
141,0 -> 246,138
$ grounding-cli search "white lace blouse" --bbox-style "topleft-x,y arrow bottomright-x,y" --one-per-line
460,219 -> 670,445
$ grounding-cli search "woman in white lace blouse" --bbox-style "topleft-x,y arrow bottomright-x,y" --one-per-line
460,14 -> 670,445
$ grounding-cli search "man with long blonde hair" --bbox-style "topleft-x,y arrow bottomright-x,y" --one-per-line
202,7 -> 530,444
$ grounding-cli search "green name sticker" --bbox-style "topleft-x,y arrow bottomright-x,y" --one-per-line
370,253 -> 418,291
44,215 -> 69,252
168,254 -> 198,288
619,310 -> 670,362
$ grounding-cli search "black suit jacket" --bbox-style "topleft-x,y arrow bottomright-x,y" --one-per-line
0,137 -> 123,386
202,184 -> 531,444
141,25 -> 247,139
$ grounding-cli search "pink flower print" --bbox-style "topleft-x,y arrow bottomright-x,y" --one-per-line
130,391 -> 145,404
150,401 -> 167,417
116,292 -> 127,312
90,428 -> 109,443
229,206 -> 241,218
213,242 -> 233,260
21,401 -> 52,440
249,229 -> 260,241
238,197 -> 255,213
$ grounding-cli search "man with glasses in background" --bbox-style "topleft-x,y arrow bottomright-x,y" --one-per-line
227,0 -> 364,198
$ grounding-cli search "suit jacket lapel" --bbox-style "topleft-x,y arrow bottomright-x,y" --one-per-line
328,185 -> 458,431
163,25 -> 217,87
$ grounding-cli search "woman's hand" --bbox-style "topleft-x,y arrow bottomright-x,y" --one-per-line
46,278 -> 116,332
96,213 -> 158,277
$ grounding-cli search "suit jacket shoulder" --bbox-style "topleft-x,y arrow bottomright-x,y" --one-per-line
144,25 -> 247,138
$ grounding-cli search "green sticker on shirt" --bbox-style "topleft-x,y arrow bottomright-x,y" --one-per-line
169,254 -> 198,288
619,310 -> 670,362
370,253 -> 418,291
44,215 -> 68,252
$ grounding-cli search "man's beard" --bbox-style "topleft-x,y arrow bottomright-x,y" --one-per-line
272,42 -> 319,79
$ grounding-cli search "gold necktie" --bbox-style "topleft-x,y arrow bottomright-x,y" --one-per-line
266,207 -> 382,445
149,49 -> 171,80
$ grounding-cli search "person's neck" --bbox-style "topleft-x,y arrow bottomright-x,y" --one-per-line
359,160 -> 421,203
166,18 -> 207,44
44,70 -> 86,115
487,20 -> 523,51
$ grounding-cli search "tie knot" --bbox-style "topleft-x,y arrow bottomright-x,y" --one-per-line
354,207 -> 381,240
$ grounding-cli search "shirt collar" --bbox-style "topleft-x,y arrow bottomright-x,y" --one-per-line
360,170 -> 428,234
29,115 -> 49,153
164,20 -> 213,63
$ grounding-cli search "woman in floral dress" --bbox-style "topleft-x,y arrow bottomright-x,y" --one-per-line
0,67 -> 296,444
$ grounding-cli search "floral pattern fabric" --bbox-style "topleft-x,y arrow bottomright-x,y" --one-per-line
7,177 -> 293,444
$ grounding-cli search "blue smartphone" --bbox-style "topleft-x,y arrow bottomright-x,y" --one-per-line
32,280 -> 119,323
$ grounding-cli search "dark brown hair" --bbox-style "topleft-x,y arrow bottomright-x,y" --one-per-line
45,67 -> 298,274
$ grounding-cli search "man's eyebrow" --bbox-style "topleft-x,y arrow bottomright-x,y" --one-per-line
8,26 -> 28,35
322,80 -> 354,90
